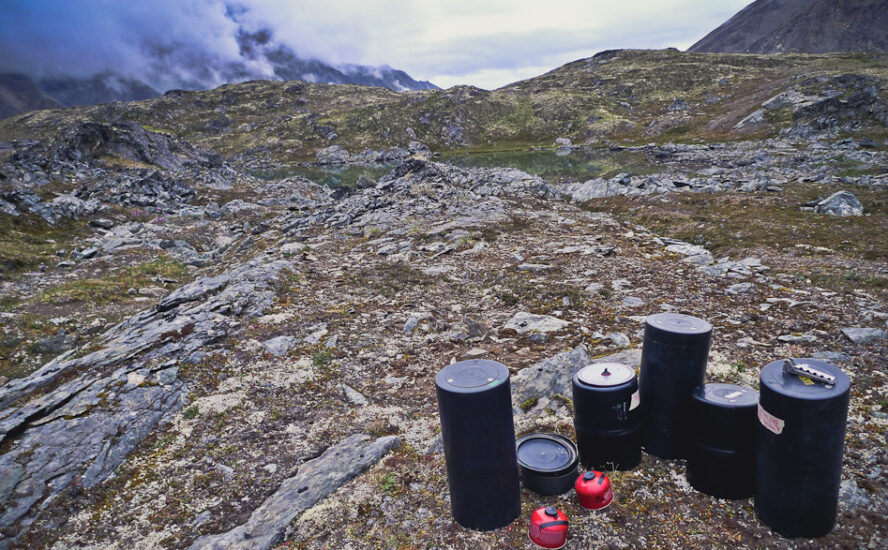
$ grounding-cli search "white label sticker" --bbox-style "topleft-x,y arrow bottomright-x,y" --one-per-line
758,404 -> 784,435
724,391 -> 744,399
630,390 -> 640,411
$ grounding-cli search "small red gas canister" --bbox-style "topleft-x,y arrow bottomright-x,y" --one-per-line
575,471 -> 613,510
528,506 -> 569,549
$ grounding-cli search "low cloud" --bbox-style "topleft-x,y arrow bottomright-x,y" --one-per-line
0,0 -> 751,91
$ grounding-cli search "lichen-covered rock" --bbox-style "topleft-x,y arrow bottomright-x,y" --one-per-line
189,434 -> 400,550
502,311 -> 569,336
815,190 -> 864,216
0,258 -> 294,544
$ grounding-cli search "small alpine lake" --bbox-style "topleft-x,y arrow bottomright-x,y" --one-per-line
253,147 -> 664,187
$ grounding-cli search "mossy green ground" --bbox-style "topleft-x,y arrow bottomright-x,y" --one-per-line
587,183 -> 888,294
2,50 -> 886,163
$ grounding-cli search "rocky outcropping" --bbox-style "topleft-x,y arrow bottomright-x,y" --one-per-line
315,142 -> 430,165
18,121 -> 222,171
281,158 -> 558,237
0,258 -> 293,544
815,190 -> 865,216
190,434 -> 400,550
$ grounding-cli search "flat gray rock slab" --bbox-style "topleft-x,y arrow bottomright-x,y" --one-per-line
190,434 -> 400,550
503,311 -> 569,335
261,335 -> 298,356
842,327 -> 887,344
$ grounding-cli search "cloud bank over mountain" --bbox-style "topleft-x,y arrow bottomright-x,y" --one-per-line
1,1 -> 751,91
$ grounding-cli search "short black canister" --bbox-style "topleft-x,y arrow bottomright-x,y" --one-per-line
435,359 -> 521,530
686,383 -> 758,499
516,433 -> 579,495
572,362 -> 641,470
639,312 -> 712,458
755,358 -> 850,538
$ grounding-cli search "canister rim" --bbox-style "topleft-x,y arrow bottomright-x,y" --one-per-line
646,312 -> 712,335
435,359 -> 509,394
516,433 -> 578,476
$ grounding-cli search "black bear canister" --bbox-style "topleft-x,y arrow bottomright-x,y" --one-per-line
435,359 -> 521,530
572,362 -> 641,470
686,383 -> 758,499
639,313 -> 712,458
755,358 -> 851,538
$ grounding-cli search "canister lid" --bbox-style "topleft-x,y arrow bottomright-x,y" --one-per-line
577,362 -> 635,387
694,383 -> 758,407
646,313 -> 712,335
760,358 -> 850,399
435,359 -> 509,394
516,433 -> 578,475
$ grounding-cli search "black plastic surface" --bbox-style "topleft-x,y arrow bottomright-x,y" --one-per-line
687,445 -> 755,499
572,366 -> 641,470
687,383 -> 758,499
436,360 -> 520,530
755,359 -> 850,538
639,313 -> 711,458
691,383 -> 758,451
516,433 -> 578,496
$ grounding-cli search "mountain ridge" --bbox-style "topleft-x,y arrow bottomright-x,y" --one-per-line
690,0 -> 888,54
4,49 -> 885,165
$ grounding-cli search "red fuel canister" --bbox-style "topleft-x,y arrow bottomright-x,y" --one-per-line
575,471 -> 613,510
528,506 -> 569,549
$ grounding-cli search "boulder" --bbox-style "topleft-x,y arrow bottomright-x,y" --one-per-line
503,312 -> 569,336
261,335 -> 298,356
30,331 -> 76,355
315,145 -> 350,165
814,191 -> 864,216
841,327 -> 886,345
511,347 -> 641,414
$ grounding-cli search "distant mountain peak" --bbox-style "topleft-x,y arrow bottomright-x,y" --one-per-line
689,0 -> 888,54
0,22 -> 436,119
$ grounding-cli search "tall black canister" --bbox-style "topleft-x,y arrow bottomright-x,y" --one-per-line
755,358 -> 850,538
639,313 -> 712,458
572,362 -> 641,470
686,383 -> 758,499
435,359 -> 521,530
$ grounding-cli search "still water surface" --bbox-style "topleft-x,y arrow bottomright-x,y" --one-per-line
254,148 -> 659,187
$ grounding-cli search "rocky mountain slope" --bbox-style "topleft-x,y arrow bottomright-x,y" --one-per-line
0,74 -> 61,120
0,49 -> 886,549
1,49 -> 885,164
689,0 -> 888,54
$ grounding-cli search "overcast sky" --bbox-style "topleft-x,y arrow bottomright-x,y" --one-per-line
0,0 -> 752,90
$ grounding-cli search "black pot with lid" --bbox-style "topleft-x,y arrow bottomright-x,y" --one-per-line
572,362 -> 642,470
516,433 -> 579,496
